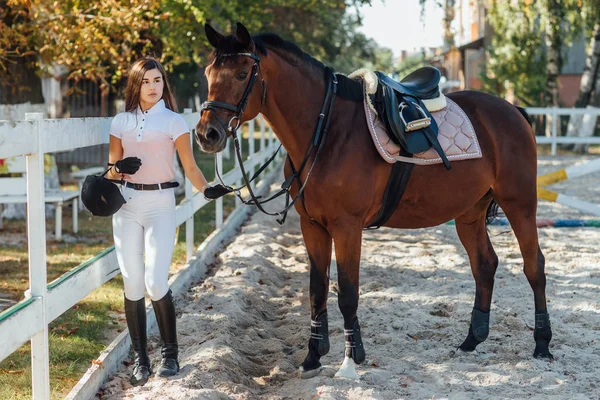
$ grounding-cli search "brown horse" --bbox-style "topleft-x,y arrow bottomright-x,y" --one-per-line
196,22 -> 553,378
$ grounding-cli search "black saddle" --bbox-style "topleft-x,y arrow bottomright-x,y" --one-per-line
379,66 -> 441,99
373,67 -> 451,169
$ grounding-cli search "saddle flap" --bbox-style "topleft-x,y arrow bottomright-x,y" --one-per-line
405,130 -> 431,154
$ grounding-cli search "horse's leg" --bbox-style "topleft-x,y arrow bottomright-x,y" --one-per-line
454,194 -> 499,353
299,217 -> 333,378
331,224 -> 365,379
492,186 -> 553,359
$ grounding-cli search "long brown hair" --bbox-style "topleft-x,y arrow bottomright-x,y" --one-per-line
124,57 -> 177,112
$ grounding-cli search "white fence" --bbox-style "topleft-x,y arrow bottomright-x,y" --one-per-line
0,110 -> 281,399
527,107 -> 600,155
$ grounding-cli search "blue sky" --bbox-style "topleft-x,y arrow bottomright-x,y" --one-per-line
356,0 -> 445,56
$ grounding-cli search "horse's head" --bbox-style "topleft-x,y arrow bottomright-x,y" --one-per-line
196,22 -> 265,153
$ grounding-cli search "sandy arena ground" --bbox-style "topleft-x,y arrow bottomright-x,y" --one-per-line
100,156 -> 600,400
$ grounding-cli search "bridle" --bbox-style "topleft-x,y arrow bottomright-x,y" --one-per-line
200,52 -> 266,134
200,51 -> 338,225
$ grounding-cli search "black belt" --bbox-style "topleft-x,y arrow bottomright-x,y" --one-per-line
124,181 -> 179,191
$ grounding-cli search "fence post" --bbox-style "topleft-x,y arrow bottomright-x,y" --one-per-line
184,108 -> 194,262
551,108 -> 558,156
25,112 -> 51,400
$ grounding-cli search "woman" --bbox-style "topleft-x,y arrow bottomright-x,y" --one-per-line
107,56 -> 228,385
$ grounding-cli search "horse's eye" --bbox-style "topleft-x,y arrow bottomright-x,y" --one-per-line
236,71 -> 248,81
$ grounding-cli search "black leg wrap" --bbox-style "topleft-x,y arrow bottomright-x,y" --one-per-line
459,308 -> 489,352
310,311 -> 330,356
344,317 -> 366,364
533,311 -> 553,359
301,311 -> 329,372
471,308 -> 490,342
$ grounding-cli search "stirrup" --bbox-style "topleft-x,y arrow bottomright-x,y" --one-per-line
399,101 -> 431,132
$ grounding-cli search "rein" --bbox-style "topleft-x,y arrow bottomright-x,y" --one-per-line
201,53 -> 337,224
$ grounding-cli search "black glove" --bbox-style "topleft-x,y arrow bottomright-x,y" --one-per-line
204,184 -> 232,200
115,157 -> 142,175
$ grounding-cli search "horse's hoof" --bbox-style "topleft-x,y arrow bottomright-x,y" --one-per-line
452,347 -> 478,357
533,340 -> 553,360
334,356 -> 359,380
299,365 -> 323,379
533,350 -> 554,360
458,342 -> 478,352
458,327 -> 483,352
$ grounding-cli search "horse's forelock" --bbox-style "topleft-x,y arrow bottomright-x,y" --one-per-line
209,35 -> 251,64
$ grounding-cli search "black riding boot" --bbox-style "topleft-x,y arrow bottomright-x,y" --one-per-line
152,290 -> 180,377
124,296 -> 152,386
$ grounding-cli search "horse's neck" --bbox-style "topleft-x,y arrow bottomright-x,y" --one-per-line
260,62 -> 328,165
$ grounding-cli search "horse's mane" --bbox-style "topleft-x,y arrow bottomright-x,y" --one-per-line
211,32 -> 363,102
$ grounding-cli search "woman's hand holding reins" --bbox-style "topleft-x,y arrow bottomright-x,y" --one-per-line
203,184 -> 232,200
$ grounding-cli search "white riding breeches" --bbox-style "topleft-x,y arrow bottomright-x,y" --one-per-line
112,186 -> 176,301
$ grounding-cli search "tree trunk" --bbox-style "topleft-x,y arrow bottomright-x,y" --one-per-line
575,24 -> 600,108
443,0 -> 456,48
572,67 -> 600,153
564,23 -> 600,150
544,0 -> 563,108
544,0 -> 564,141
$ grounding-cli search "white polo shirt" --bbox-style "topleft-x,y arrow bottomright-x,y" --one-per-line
110,99 -> 189,184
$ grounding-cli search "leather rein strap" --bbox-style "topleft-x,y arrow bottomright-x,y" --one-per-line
233,67 -> 338,225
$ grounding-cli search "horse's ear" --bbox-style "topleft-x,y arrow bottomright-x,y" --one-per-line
235,22 -> 252,48
205,23 -> 224,48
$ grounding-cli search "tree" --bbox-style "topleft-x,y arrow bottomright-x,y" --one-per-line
564,2 -> 600,152
540,0 -> 567,108
481,0 -> 547,106
0,0 -> 44,104
1,0 -> 376,107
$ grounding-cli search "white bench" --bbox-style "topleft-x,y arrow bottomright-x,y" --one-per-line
0,156 -> 79,240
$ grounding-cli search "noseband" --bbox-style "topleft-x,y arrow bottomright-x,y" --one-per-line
200,52 -> 266,134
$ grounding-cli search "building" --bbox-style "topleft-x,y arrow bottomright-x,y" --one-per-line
434,0 -> 586,106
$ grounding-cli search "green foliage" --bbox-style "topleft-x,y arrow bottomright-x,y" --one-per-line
481,0 -> 593,106
563,0 -> 599,39
322,11 -> 394,74
1,0 -> 383,94
481,1 -> 547,105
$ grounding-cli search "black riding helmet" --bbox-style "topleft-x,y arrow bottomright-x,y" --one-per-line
81,170 -> 126,217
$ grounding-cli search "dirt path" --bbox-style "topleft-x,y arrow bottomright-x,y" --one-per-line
101,156 -> 600,399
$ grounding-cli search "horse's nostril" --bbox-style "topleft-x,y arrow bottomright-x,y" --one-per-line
207,128 -> 221,143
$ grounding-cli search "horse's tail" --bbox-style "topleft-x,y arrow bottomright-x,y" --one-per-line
485,198 -> 500,225
515,105 -> 532,126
